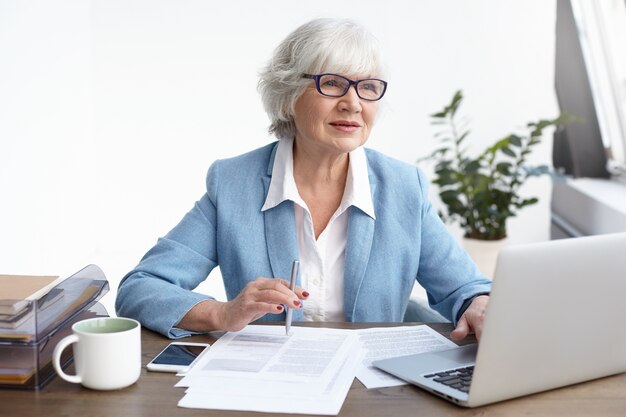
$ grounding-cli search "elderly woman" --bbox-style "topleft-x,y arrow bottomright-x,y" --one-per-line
116,18 -> 491,341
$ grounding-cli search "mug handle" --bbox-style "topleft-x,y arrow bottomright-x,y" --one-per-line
52,334 -> 82,384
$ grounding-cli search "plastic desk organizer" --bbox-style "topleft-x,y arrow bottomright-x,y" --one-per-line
0,265 -> 109,389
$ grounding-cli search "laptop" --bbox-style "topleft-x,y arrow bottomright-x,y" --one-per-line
373,232 -> 626,407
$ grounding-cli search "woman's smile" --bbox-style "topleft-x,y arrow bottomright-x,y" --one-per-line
329,120 -> 362,133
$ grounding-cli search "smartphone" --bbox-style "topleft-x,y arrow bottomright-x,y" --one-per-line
146,342 -> 210,373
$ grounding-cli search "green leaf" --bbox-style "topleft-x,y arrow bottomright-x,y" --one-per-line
434,169 -> 456,181
432,147 -> 450,156
440,190 -> 461,203
465,160 -> 481,173
501,147 -> 516,158
435,161 -> 452,170
449,90 -> 464,117
496,162 -> 512,174
509,134 -> 522,147
456,130 -> 471,146
517,197 -> 539,208
434,175 -> 458,186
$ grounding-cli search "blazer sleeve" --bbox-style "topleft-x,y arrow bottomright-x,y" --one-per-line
115,162 -> 221,338
414,168 -> 492,324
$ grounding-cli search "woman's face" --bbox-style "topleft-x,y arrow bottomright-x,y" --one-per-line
293,74 -> 379,157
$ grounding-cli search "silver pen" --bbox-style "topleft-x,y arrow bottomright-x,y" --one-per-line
285,260 -> 299,336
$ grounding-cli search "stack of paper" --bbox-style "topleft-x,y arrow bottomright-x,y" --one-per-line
175,324 -> 457,415
0,275 -> 64,316
352,325 -> 457,389
178,325 -> 361,415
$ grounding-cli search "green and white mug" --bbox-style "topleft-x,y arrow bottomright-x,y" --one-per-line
52,317 -> 141,390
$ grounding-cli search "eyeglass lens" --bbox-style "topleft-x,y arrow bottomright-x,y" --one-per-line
317,74 -> 385,100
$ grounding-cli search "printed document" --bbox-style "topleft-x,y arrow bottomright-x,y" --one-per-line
177,325 -> 360,415
355,325 -> 457,388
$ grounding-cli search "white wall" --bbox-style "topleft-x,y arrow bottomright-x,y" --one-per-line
0,1 -> 95,274
0,0 -> 559,315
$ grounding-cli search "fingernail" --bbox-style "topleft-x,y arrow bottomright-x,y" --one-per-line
277,305 -> 283,311
294,300 -> 301,307
302,291 -> 309,298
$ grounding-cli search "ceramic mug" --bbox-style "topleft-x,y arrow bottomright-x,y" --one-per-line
52,317 -> 141,390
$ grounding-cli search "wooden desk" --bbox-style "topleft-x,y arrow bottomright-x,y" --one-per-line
2,322 -> 625,416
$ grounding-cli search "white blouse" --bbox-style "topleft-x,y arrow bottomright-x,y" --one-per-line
261,138 -> 376,321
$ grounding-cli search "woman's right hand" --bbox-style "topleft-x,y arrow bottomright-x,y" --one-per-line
217,277 -> 308,331
178,277 -> 308,332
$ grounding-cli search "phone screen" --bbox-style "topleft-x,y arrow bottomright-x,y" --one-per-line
152,344 -> 208,366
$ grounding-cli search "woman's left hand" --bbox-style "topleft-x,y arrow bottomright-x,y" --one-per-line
450,295 -> 489,342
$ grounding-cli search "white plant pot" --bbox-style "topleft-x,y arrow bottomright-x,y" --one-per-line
461,237 -> 509,279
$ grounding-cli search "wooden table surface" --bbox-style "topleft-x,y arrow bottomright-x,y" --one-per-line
2,322 -> 625,416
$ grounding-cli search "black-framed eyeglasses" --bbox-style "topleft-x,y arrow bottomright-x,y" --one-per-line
302,73 -> 388,101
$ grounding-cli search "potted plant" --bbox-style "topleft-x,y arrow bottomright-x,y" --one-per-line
421,91 -> 573,275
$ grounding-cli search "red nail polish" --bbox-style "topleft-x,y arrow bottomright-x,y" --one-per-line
302,291 -> 309,297
294,300 -> 301,307
277,305 -> 283,311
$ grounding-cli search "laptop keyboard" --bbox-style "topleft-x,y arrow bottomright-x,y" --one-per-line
423,366 -> 473,393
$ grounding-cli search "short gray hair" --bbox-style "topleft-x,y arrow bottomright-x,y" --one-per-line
258,18 -> 386,140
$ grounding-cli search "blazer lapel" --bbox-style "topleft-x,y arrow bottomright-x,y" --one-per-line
344,180 -> 377,321
262,152 -> 304,321
262,187 -> 299,281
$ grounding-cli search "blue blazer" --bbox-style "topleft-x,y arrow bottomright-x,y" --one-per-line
116,142 -> 491,338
